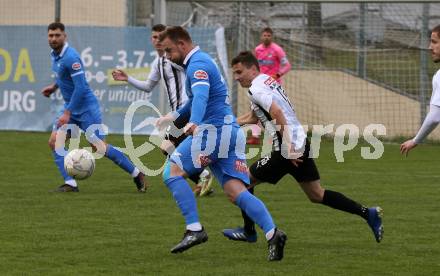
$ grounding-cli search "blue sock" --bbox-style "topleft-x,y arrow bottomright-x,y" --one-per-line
52,150 -> 73,181
105,144 -> 135,175
165,176 -> 199,225
235,190 -> 275,235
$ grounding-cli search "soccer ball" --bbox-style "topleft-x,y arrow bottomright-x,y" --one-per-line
64,149 -> 95,180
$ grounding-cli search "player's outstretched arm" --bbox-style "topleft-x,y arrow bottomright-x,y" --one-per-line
112,69 -> 159,94
156,113 -> 176,130
400,140 -> 417,156
41,83 -> 58,97
111,69 -> 128,81
156,98 -> 192,131
401,104 -> 440,156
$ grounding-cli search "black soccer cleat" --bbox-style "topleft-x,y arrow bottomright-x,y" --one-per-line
133,172 -> 147,193
170,228 -> 208,253
53,184 -> 79,192
267,229 -> 287,261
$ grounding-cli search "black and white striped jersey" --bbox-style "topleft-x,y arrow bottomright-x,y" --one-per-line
128,55 -> 188,111
248,74 -> 306,151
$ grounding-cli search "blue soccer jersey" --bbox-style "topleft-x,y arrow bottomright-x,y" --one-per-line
175,46 -> 236,127
170,46 -> 249,185
51,43 -> 99,115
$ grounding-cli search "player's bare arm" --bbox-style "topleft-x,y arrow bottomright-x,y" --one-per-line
183,122 -> 197,136
400,140 -> 417,156
237,110 -> 258,126
57,109 -> 71,127
156,113 -> 176,130
111,69 -> 128,81
41,83 -> 58,97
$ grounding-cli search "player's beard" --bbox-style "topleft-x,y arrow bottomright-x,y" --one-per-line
262,38 -> 272,46
173,56 -> 184,66
50,42 -> 63,53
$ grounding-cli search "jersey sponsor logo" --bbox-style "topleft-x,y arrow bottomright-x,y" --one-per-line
234,160 -> 248,173
72,62 -> 82,71
264,77 -> 276,86
197,154 -> 212,167
194,70 -> 208,80
258,59 -> 274,65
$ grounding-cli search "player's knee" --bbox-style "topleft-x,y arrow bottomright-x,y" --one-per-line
224,180 -> 247,203
225,192 -> 236,203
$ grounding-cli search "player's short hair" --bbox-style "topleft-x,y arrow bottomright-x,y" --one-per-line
152,24 -> 166,32
48,22 -> 65,32
231,51 -> 260,71
432,24 -> 440,38
262,27 -> 273,35
159,26 -> 192,43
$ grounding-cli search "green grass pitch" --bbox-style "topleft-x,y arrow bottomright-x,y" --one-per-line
1,131 -> 439,275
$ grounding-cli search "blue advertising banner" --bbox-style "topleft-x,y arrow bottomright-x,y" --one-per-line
0,26 -> 224,134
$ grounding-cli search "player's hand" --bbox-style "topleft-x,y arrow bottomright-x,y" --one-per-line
400,139 -> 418,156
156,114 -> 174,130
290,158 -> 303,167
271,73 -> 281,80
57,110 -> 71,128
112,70 -> 128,81
184,123 -> 198,136
284,143 -> 304,167
41,84 -> 57,97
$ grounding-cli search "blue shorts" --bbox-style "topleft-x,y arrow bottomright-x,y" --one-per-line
52,108 -> 106,143
169,124 -> 250,186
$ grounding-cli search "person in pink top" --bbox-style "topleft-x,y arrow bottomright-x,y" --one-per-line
255,27 -> 291,83
248,27 -> 291,145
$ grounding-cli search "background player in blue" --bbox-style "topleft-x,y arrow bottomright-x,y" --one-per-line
156,26 -> 287,261
41,22 -> 146,193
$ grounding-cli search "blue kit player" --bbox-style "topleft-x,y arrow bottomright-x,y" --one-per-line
41,22 -> 146,192
156,26 -> 287,261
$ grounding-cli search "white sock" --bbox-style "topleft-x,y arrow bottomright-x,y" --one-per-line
131,167 -> 140,178
186,222 -> 203,232
65,180 -> 77,187
265,228 -> 275,240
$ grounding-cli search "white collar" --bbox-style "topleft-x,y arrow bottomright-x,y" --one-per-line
183,46 -> 200,66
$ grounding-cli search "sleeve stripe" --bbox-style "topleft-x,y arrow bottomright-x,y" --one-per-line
191,82 -> 210,88
71,71 -> 84,77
